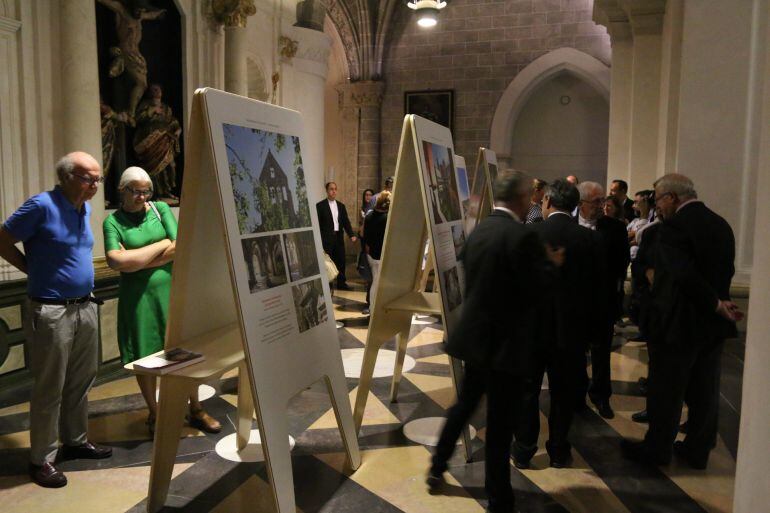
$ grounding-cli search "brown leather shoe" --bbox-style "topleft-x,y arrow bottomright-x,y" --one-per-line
61,441 -> 113,460
189,408 -> 222,433
29,462 -> 67,488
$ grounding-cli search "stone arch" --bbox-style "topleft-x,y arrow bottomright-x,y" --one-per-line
247,56 -> 269,101
490,48 -> 610,163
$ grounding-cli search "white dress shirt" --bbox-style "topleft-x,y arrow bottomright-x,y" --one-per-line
578,213 -> 596,230
328,199 -> 339,231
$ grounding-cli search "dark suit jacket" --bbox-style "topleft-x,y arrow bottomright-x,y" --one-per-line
315,199 -> 354,252
649,202 -> 737,345
532,212 -> 605,351
596,215 -> 631,320
445,210 -> 550,376
623,197 -> 636,224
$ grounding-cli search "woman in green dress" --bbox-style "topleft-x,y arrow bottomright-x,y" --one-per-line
103,166 -> 220,434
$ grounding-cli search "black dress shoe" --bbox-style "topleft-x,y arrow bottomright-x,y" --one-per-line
593,400 -> 615,419
426,470 -> 446,493
631,409 -> 649,423
620,439 -> 670,465
673,441 -> 708,469
61,441 -> 113,460
29,462 -> 67,488
550,453 -> 573,469
513,457 -> 530,470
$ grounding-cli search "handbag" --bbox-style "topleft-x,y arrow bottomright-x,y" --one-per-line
357,250 -> 372,282
323,252 -> 339,282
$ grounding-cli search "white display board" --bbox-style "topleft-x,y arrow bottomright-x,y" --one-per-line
413,116 -> 466,332
168,88 -> 360,513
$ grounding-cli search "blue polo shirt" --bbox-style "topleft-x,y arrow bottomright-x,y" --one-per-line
3,187 -> 94,299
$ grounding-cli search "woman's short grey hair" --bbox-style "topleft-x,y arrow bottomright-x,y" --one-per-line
118,166 -> 153,191
55,155 -> 77,184
654,173 -> 697,200
494,170 -> 531,203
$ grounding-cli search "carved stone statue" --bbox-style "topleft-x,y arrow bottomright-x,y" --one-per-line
100,98 -> 128,177
133,84 -> 181,200
97,0 -> 166,124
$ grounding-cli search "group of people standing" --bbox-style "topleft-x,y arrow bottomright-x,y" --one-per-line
315,178 -> 392,315
428,171 -> 741,513
0,152 -> 219,489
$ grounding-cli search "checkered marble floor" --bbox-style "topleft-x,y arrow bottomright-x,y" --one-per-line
0,285 -> 744,513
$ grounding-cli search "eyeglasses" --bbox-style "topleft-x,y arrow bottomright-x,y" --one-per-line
71,173 -> 105,186
126,187 -> 153,198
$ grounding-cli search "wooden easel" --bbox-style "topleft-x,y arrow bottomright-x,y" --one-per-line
352,115 -> 474,461
469,147 -> 498,231
133,89 -> 361,513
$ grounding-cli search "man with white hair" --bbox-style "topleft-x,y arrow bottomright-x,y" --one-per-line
0,152 -> 112,488
621,174 -> 741,469
575,181 -> 630,419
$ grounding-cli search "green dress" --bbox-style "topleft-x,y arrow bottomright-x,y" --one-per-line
103,202 -> 177,364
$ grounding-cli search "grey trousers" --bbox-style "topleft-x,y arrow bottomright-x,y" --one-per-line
24,300 -> 99,465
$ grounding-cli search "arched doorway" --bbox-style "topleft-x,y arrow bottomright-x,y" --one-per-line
490,48 -> 610,184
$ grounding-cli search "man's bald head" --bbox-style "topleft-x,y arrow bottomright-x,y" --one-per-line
56,152 -> 101,184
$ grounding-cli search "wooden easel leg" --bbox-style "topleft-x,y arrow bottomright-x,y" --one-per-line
389,331 -> 409,403
236,362 -> 255,451
147,377 -> 192,513
449,356 -> 473,463
353,340 -> 381,434
256,403 -> 295,513
325,373 -> 362,470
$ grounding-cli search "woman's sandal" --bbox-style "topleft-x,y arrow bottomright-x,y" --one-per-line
188,407 -> 222,434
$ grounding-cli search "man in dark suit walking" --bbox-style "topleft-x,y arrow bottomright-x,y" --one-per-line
622,174 -> 741,469
316,182 -> 356,289
576,181 -> 630,419
431,170 -> 558,513
530,179 -> 604,467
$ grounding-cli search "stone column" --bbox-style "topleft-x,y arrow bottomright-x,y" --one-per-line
336,81 -> 385,231
656,0 -> 684,175
606,21 -> 633,189
279,25 -> 332,209
734,4 -> 770,506
208,0 -> 256,95
225,27 -> 248,95
59,0 -> 105,256
627,12 -> 664,191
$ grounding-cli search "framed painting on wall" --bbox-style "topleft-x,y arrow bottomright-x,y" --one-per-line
404,90 -> 454,133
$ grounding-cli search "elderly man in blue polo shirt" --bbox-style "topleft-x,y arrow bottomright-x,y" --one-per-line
0,151 -> 112,488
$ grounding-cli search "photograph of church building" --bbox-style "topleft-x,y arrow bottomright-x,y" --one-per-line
224,123 -> 312,234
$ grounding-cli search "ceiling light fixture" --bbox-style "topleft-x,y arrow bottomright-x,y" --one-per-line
407,1 -> 447,28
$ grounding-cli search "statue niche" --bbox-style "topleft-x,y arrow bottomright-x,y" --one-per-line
96,0 -> 184,207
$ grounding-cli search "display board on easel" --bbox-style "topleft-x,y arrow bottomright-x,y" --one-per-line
466,147 -> 498,234
162,88 -> 360,513
352,114 -> 473,459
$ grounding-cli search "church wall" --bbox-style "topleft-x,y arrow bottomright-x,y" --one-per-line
380,0 -> 611,174
510,72 -> 609,184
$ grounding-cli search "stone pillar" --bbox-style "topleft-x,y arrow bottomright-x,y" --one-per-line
208,0 -> 256,95
627,12 -> 664,191
336,81 -> 385,230
734,5 -> 770,507
225,27 -> 248,95
656,0 -> 684,175
59,0 -> 105,256
279,25 -> 332,210
606,21 -> 633,189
